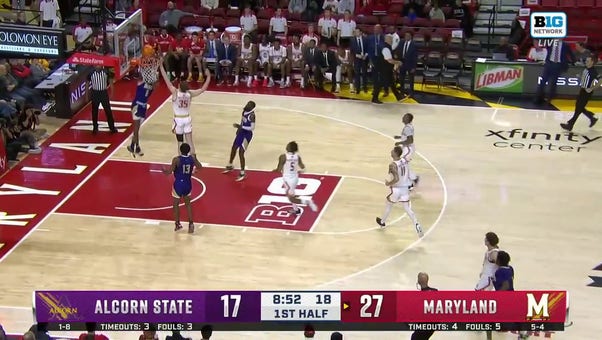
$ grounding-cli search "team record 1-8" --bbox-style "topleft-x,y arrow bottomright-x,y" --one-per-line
34,290 -> 568,332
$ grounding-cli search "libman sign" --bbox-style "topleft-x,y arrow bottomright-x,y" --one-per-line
473,64 -> 524,93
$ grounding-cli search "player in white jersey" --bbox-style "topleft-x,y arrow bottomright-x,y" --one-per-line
159,61 -> 211,156
273,141 -> 318,215
266,39 -> 290,88
234,34 -> 258,87
394,113 -> 419,189
476,232 -> 500,291
376,146 -> 423,237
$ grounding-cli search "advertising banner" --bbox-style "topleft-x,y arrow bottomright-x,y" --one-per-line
523,64 -> 602,98
474,63 -> 524,94
0,24 -> 66,58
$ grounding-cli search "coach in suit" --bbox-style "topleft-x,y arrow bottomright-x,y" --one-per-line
397,31 -> 418,97
351,28 -> 368,93
216,36 -> 238,84
534,39 -> 575,105
367,25 -> 386,98
302,40 -> 320,88
316,42 -> 338,92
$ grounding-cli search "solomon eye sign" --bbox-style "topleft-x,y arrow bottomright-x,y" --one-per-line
0,23 -> 67,58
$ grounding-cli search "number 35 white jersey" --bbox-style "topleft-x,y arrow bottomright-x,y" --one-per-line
172,91 -> 191,118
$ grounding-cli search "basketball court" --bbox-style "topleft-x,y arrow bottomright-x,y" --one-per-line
0,83 -> 601,339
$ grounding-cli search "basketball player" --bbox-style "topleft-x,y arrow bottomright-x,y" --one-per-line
476,232 -> 500,291
257,36 -> 272,86
163,143 -> 203,233
159,60 -> 212,156
376,146 -> 423,238
394,113 -> 419,189
187,32 -> 205,81
287,35 -> 304,78
266,39 -> 290,88
127,45 -> 159,157
273,141 -> 318,214
234,34 -> 258,87
222,101 -> 256,181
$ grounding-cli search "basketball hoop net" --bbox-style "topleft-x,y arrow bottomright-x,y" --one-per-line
140,55 -> 161,85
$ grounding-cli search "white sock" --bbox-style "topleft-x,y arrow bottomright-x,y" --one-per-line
235,75 -> 239,82
402,201 -> 419,225
287,76 -> 291,82
269,77 -> 274,81
381,202 -> 393,223
301,198 -> 312,205
291,203 -> 298,210
254,75 -> 258,80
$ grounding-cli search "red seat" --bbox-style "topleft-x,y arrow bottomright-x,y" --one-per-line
289,12 -> 302,21
198,7 -> 211,16
388,3 -> 403,14
211,8 -> 226,17
380,15 -> 397,26
226,17 -> 239,27
413,17 -> 430,27
212,17 -> 226,30
541,0 -> 558,5
597,0 -> 602,6
576,0 -> 595,5
258,19 -> 270,33
430,18 -> 445,27
227,8 -> 240,17
441,6 -> 452,18
257,9 -> 272,20
444,18 -> 460,28
558,0 -> 576,6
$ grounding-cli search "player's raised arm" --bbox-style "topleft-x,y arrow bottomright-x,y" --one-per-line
273,153 -> 286,172
163,157 -> 179,175
385,162 -> 398,186
189,68 -> 212,97
159,61 -> 177,94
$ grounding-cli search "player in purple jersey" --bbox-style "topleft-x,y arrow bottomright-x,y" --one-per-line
163,143 -> 203,233
127,81 -> 155,157
222,101 -> 256,182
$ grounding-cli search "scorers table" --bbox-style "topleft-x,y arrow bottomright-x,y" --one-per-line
34,290 -> 567,333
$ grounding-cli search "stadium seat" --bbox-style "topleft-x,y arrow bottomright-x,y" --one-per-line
257,9 -> 272,20
211,8 -> 226,17
576,0 -> 595,5
444,19 -> 460,28
541,0 -> 558,5
558,0 -> 576,6
413,17 -> 430,27
289,12 -> 302,21
597,0 -> 602,6
441,52 -> 462,87
212,17 -> 226,30
388,3 -> 403,14
227,8 -> 240,17
258,19 -> 270,33
226,17 -> 238,27
422,51 -> 443,88
380,15 -> 397,26
430,18 -> 445,27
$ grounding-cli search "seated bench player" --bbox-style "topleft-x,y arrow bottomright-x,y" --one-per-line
234,34 -> 258,87
257,35 -> 272,86
287,35 -> 304,84
266,39 -> 290,88
187,32 -> 205,81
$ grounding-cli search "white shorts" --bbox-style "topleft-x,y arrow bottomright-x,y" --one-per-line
475,274 -> 495,291
402,144 -> 415,161
387,186 -> 410,203
283,176 -> 298,196
172,116 -> 192,135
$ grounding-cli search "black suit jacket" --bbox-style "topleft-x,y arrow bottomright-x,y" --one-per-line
397,40 -> 418,68
350,36 -> 368,58
317,50 -> 337,69
303,47 -> 320,67
217,43 -> 237,63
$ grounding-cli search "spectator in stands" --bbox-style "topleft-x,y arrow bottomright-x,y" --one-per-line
305,0 -> 321,21
316,42 -> 338,92
452,0 -> 472,37
116,0 -> 133,12
331,332 -> 343,340
216,36 -> 237,85
0,63 -> 44,109
574,42 -> 591,66
289,0 -> 306,15
323,0 -> 339,13
318,9 -> 337,46
0,99 -> 16,119
124,25 -> 142,61
73,19 -> 94,50
79,322 -> 109,340
269,8 -> 288,38
201,325 -> 213,340
159,1 -> 198,34
535,38 -> 575,105
301,39 -> 319,88
337,10 -> 355,47
240,6 -> 258,40
508,15 -> 525,45
338,0 -> 354,15
302,24 -> 320,46
39,0 -> 59,28
527,41 -> 547,62
429,1 -> 445,22
201,0 -> 219,10
403,0 -> 424,18
14,12 -> 27,25
493,37 -> 515,61
351,28 -> 368,94
10,60 -> 33,86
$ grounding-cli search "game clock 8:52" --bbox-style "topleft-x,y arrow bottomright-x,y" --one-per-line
272,294 -> 301,305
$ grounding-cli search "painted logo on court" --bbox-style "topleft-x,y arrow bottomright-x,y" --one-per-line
485,128 -> 601,153
588,263 -> 602,288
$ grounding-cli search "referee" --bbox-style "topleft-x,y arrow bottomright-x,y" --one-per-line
561,55 -> 601,132
89,65 -> 117,134
411,272 -> 437,340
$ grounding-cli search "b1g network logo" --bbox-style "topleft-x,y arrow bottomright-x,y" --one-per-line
530,12 -> 567,47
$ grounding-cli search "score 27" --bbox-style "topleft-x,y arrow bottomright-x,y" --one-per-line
341,291 -> 397,323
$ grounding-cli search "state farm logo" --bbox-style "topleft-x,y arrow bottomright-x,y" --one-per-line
475,67 -> 522,90
485,128 -> 601,152
71,56 -> 105,65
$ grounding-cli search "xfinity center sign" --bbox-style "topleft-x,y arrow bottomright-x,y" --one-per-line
0,24 -> 66,58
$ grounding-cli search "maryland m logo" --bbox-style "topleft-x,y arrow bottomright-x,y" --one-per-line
527,293 -> 550,320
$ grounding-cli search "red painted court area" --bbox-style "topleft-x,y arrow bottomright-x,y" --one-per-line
59,160 -> 342,231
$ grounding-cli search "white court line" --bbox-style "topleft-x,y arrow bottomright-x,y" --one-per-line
0,305 -> 30,310
114,174 -> 206,211
189,100 -> 448,287
0,96 -> 173,264
309,176 -> 344,233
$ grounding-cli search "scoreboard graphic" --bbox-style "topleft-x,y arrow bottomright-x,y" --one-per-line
34,290 -> 567,332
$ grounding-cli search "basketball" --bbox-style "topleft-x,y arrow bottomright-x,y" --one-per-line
129,58 -> 139,67
142,44 -> 155,57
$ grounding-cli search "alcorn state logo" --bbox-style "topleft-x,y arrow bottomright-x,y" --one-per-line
485,128 -> 601,152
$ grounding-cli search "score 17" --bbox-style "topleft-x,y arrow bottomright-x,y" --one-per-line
340,291 -> 397,323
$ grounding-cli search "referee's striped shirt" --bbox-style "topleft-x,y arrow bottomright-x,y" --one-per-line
89,68 -> 110,91
580,67 -> 599,89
